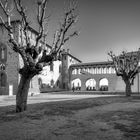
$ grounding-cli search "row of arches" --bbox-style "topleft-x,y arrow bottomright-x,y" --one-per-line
72,67 -> 115,75
71,78 -> 109,91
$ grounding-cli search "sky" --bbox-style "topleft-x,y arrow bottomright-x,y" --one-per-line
2,0 -> 140,63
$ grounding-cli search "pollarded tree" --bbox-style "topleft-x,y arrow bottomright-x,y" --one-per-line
108,50 -> 140,96
0,0 -> 79,112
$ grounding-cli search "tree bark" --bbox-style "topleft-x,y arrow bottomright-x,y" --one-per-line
125,80 -> 132,97
16,75 -> 32,112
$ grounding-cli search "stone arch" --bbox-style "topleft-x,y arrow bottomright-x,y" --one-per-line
99,78 -> 109,91
85,78 -> 96,91
71,78 -> 81,90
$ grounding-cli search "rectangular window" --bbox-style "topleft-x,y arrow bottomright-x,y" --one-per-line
0,73 -> 7,87
50,63 -> 53,71
59,65 -> 61,73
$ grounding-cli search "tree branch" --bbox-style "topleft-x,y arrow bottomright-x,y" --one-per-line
14,0 -> 30,46
35,0 -> 48,48
51,1 -> 79,56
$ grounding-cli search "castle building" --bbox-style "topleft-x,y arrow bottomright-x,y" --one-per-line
0,20 -> 46,95
1,20 -> 140,95
38,49 -> 82,92
69,60 -> 140,92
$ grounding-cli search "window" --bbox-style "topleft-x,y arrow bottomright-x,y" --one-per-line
51,79 -> 54,86
59,65 -> 62,73
63,83 -> 65,89
57,80 -> 60,87
0,72 -> 7,87
0,44 -> 7,62
30,79 -> 33,88
50,63 -> 53,71
0,64 -> 5,70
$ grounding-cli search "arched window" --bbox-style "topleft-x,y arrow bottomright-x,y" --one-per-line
0,72 -> 7,87
0,64 -> 5,70
38,78 -> 42,86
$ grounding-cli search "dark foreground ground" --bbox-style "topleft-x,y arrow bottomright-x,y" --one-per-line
0,95 -> 140,140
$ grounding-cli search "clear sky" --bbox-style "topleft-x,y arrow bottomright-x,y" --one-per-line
4,0 -> 140,63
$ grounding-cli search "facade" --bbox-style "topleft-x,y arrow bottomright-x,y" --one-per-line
1,21 -> 139,95
38,49 -> 82,92
69,61 -> 140,92
0,20 -> 45,95
0,20 -> 82,95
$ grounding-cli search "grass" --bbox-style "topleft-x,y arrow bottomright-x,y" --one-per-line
0,96 -> 128,120
0,95 -> 140,140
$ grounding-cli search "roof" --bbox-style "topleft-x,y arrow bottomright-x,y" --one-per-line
0,20 -> 39,35
67,52 -> 82,63
46,43 -> 52,49
70,61 -> 113,68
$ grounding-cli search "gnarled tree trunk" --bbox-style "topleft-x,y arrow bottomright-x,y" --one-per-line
16,74 -> 32,112
125,80 -> 132,97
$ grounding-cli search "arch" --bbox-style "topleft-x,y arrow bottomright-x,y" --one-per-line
103,67 -> 107,74
98,68 -> 101,74
71,78 -> 81,90
85,78 -> 96,91
108,67 -> 112,74
99,78 -> 109,91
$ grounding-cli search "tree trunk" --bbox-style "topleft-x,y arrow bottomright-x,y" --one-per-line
16,75 -> 32,112
125,80 -> 132,97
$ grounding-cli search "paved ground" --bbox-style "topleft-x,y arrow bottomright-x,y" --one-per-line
0,92 -> 120,106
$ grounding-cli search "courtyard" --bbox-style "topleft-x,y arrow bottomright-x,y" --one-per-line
0,93 -> 140,140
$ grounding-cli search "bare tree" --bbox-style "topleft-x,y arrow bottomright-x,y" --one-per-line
108,49 -> 140,96
0,0 -> 78,112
